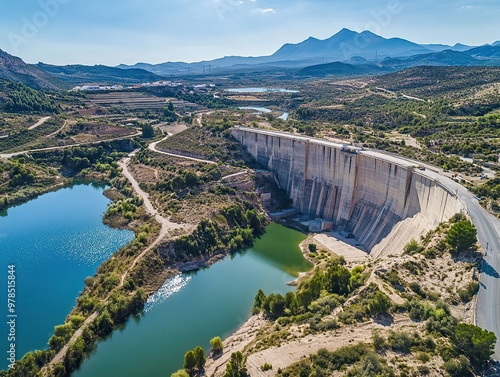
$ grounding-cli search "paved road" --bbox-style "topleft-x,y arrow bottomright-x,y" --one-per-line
366,149 -> 500,358
429,171 -> 500,358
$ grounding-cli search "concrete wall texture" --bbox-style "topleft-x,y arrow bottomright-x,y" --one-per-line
233,127 -> 464,258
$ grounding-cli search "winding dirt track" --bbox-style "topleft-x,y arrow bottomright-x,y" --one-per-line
149,134 -> 216,165
117,156 -> 185,287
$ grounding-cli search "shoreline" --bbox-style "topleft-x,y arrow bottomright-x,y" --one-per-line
204,315 -> 266,377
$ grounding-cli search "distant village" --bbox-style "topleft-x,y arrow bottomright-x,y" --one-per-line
72,81 -> 217,92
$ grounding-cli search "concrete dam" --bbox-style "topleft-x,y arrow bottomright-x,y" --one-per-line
232,127 -> 465,257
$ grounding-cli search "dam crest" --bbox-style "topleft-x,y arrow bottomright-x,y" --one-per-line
232,127 -> 465,258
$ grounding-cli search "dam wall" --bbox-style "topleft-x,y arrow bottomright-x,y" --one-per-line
233,127 -> 464,257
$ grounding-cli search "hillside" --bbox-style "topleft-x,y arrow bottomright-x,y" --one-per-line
297,61 -> 386,77
0,49 -> 64,90
37,63 -> 166,85
373,66 -> 500,97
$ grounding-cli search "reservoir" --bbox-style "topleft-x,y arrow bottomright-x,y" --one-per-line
73,222 -> 312,377
238,107 -> 289,121
238,106 -> 272,113
0,184 -> 134,370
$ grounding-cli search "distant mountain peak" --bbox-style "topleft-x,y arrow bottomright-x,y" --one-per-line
338,27 -> 356,34
272,28 -> 429,61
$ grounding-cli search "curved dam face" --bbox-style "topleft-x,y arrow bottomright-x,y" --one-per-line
233,127 -> 464,257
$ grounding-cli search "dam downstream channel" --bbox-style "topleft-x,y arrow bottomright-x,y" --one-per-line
0,184 -> 135,370
73,223 -> 311,377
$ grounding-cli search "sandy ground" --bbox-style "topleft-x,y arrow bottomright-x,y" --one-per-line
28,116 -> 52,130
314,233 -> 369,263
387,131 -> 421,150
205,316 -> 267,377
212,315 -> 416,376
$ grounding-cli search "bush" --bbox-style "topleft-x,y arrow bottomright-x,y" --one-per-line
387,331 -> 413,353
210,336 -> 223,353
261,363 -> 273,371
444,355 -> 472,377
417,352 -> 430,363
372,331 -> 386,352
457,282 -> 479,303
404,239 -> 424,255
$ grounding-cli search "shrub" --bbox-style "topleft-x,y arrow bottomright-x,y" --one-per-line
417,352 -> 430,363
444,355 -> 472,377
457,282 -> 479,303
210,336 -> 224,354
404,239 -> 424,255
387,331 -> 413,353
372,331 -> 386,352
261,363 -> 273,371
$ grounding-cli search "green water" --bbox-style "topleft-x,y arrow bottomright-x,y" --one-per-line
73,223 -> 311,377
0,184 -> 135,370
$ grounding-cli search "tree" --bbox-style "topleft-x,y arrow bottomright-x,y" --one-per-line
224,352 -> 248,377
194,346 -> 206,371
445,220 -> 477,254
252,289 -> 266,313
183,350 -> 197,376
325,259 -> 351,295
141,123 -> 155,138
284,292 -> 299,316
451,323 -> 496,367
184,170 -> 199,187
95,309 -> 114,337
210,336 -> 224,354
171,176 -> 186,192
164,102 -> 178,122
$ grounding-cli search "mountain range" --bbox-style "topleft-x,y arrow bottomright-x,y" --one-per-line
117,28 -> 500,76
1,28 -> 500,88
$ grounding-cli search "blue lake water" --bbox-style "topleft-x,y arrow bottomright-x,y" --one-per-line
73,223 -> 311,377
238,106 -> 273,113
0,184 -> 134,369
278,112 -> 289,120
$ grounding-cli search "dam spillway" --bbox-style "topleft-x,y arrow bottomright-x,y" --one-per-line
232,127 -> 465,257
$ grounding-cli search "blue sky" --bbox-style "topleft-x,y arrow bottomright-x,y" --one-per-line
0,0 -> 498,66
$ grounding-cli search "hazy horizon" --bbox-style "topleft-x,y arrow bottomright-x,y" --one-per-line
1,0 -> 498,66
